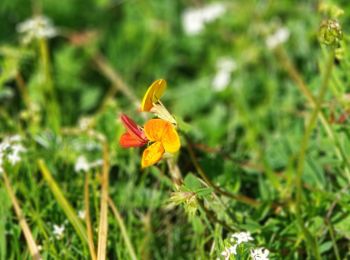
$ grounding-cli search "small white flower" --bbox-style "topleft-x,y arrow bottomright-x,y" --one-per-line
89,159 -> 103,168
9,135 -> 22,143
0,141 -> 10,152
182,3 -> 226,35
8,151 -> 21,165
74,156 -> 90,173
12,144 -> 26,154
266,27 -> 290,49
251,247 -> 270,260
17,15 -> 57,44
78,210 -> 86,220
75,156 -> 103,173
231,231 -> 254,245
212,57 -> 237,91
53,224 -> 65,240
220,244 -> 237,260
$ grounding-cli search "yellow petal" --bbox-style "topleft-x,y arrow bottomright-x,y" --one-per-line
144,119 -> 167,142
141,141 -> 164,168
162,123 -> 180,153
141,79 -> 167,112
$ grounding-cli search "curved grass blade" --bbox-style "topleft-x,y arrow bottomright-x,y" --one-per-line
37,159 -> 89,246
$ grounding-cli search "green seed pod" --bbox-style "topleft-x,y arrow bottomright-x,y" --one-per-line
318,19 -> 343,46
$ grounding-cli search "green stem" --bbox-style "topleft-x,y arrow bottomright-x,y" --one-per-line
295,48 -> 335,259
276,46 -> 350,181
185,135 -> 260,208
108,197 -> 138,260
38,38 -> 60,132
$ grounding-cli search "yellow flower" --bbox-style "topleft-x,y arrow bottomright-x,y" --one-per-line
141,79 -> 167,112
141,118 -> 180,168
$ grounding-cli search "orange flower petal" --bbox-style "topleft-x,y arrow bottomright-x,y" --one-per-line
119,132 -> 147,148
141,141 -> 165,168
141,79 -> 167,112
162,124 -> 180,153
144,119 -> 168,142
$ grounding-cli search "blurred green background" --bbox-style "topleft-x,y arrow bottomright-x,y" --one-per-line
1,0 -> 350,259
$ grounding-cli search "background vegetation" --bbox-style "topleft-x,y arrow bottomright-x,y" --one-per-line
1,0 -> 350,259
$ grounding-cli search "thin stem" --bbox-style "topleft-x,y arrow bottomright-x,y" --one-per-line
84,173 -> 97,260
93,53 -> 140,108
185,135 -> 260,208
197,199 -> 236,233
166,158 -> 183,190
276,46 -> 350,181
295,48 -> 335,260
15,72 -> 31,108
108,197 -> 138,260
2,171 -> 42,260
97,143 -> 110,260
325,219 -> 341,260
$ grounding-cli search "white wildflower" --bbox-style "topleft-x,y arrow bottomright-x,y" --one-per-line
78,210 -> 86,220
74,156 -> 90,173
75,155 -> 103,173
251,247 -> 270,260
230,231 -> 254,244
52,224 -> 65,240
78,117 -> 94,130
8,151 -> 21,165
182,3 -> 226,35
266,27 -> 290,49
8,135 -> 22,143
12,144 -> 26,154
220,244 -> 237,260
212,57 -> 237,91
89,159 -> 103,168
0,135 -> 26,167
17,15 -> 57,44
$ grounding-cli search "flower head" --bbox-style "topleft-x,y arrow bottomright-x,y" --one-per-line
17,15 -> 57,44
318,19 -> 342,46
182,3 -> 226,35
251,247 -> 270,260
266,27 -> 290,49
53,224 -> 65,240
120,80 -> 181,168
220,245 -> 237,260
0,135 -> 26,170
142,118 -> 180,168
74,155 -> 103,173
230,231 -> 254,244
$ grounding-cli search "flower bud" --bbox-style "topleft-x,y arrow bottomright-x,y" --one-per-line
318,19 -> 343,46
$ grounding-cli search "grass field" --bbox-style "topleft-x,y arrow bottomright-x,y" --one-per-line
1,0 -> 350,259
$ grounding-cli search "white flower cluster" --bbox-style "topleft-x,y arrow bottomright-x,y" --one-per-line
182,3 -> 226,35
266,27 -> 290,50
212,57 -> 237,91
251,247 -> 270,260
74,155 -> 103,173
219,231 -> 269,260
17,15 -> 57,44
53,224 -> 65,240
0,135 -> 26,173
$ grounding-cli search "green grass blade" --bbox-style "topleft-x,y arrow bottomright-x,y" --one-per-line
37,159 -> 89,246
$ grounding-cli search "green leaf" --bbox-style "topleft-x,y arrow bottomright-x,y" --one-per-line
184,173 -> 202,190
